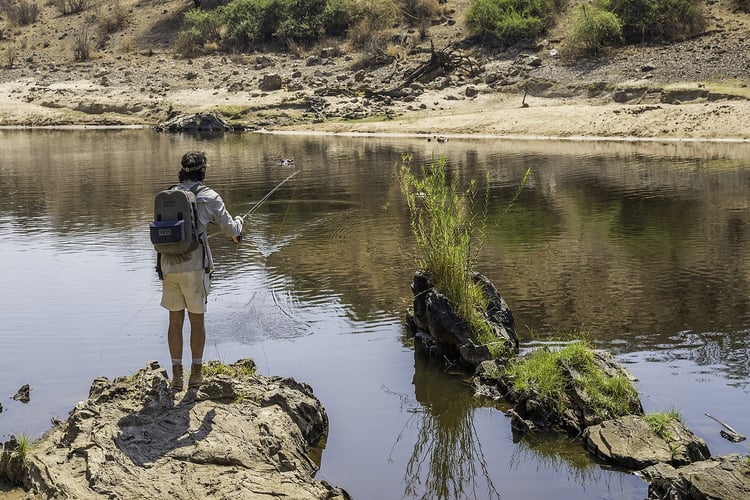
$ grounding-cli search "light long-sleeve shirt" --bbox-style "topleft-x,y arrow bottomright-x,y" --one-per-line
159,181 -> 242,274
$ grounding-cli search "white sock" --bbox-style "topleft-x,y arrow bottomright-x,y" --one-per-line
192,358 -> 202,365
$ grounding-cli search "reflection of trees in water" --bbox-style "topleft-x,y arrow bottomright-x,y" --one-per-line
390,356 -> 501,500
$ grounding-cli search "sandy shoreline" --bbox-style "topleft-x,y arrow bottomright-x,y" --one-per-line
3,81 -> 750,143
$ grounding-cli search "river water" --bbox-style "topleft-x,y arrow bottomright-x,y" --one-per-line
1,129 -> 748,499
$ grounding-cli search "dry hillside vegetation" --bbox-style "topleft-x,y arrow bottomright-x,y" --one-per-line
0,0 -> 749,138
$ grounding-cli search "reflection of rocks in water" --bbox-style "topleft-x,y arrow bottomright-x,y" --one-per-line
401,355 -> 501,500
0,360 -> 349,499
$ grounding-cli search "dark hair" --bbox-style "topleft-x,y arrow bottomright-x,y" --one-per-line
179,151 -> 207,182
179,169 -> 206,182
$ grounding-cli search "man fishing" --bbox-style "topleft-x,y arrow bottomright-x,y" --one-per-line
158,151 -> 243,391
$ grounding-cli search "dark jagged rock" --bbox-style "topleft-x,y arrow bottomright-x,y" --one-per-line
583,414 -> 710,470
0,360 -> 350,499
406,270 -> 518,369
155,112 -> 233,132
640,454 -> 750,500
11,384 -> 30,404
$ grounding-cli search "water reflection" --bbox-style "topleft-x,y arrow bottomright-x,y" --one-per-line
1,129 -> 748,499
401,357 -> 501,500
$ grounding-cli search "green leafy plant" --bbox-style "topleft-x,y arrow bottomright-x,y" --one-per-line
175,8 -> 221,57
645,409 -> 683,441
11,433 -> 31,464
602,0 -> 704,43
202,360 -> 257,378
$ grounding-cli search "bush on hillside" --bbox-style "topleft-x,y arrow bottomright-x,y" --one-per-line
2,0 -> 40,26
566,3 -> 622,56
175,8 -> 221,56
219,0 -> 284,51
321,0 -> 358,36
465,0 -> 556,45
603,0 -> 705,42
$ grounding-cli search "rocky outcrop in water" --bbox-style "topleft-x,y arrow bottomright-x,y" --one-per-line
640,454 -> 750,499
0,360 -> 349,499
473,350 -> 644,436
405,270 -> 519,369
583,414 -> 710,469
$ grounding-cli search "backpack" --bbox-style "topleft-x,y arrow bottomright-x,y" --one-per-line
150,184 -> 207,278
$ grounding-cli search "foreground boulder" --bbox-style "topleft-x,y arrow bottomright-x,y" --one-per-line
583,414 -> 710,469
0,360 -> 349,499
640,454 -> 750,499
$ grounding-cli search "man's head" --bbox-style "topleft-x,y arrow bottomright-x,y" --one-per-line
179,151 -> 208,182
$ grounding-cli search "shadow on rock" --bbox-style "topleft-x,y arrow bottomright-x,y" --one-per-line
0,359 -> 350,499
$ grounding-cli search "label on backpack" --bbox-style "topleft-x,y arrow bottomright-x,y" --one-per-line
150,185 -> 203,255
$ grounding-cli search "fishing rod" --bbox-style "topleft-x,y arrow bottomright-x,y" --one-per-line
240,169 -> 300,221
208,169 -> 300,240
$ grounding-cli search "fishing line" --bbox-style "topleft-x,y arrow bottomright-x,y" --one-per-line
99,289 -> 159,361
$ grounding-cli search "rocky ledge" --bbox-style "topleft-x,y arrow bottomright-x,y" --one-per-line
0,360 -> 350,499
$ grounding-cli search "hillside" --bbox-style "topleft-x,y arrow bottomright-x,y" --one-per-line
1,0 -> 750,139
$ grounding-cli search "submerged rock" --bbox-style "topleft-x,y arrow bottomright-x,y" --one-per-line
583,414 -> 710,470
640,454 -> 750,499
0,360 -> 349,499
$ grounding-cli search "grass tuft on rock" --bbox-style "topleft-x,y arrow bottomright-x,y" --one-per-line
504,341 -> 639,419
399,154 -> 497,353
645,409 -> 683,441
202,360 -> 257,379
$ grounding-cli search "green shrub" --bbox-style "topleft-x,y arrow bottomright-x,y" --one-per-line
176,8 -> 221,56
219,0 -> 284,51
567,3 -> 622,56
322,0 -> 358,36
603,0 -> 704,42
274,0 -> 327,43
466,0 -> 555,45
399,154 -> 494,348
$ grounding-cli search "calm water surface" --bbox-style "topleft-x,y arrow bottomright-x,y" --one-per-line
1,130 -> 749,499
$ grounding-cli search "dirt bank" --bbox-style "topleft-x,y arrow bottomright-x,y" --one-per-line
1,0 -> 750,141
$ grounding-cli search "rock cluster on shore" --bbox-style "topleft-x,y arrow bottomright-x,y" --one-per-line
0,360 -> 350,499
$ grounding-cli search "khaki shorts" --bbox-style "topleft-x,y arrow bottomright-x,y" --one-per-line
160,270 -> 211,314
